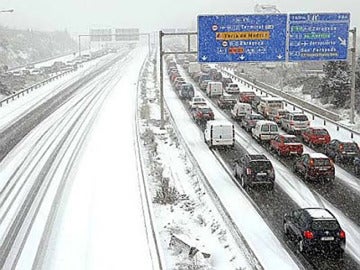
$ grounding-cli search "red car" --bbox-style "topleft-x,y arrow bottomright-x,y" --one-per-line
239,91 -> 256,103
191,105 -> 214,123
270,134 -> 303,156
302,127 -> 331,147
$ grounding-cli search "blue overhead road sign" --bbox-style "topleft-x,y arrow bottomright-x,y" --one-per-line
289,13 -> 350,61
198,14 -> 287,63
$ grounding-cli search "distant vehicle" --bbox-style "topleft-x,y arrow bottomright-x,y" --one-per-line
283,207 -> 346,257
189,96 -> 207,110
301,127 -> 331,147
174,81 -> 186,91
191,105 -> 214,123
267,108 -> 289,124
221,77 -> 233,88
239,91 -> 256,104
230,102 -> 252,120
199,79 -> 211,91
324,139 -> 360,163
270,134 -> 303,157
281,112 -> 310,134
206,81 -> 223,97
293,153 -> 335,182
257,97 -> 284,119
240,113 -> 265,132
217,93 -> 237,109
204,120 -> 234,148
251,95 -> 262,112
179,83 -> 195,100
233,154 -> 275,190
251,120 -> 279,142
187,62 -> 201,75
224,83 -> 240,95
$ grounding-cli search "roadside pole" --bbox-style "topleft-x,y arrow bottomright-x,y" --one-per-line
350,27 -> 357,124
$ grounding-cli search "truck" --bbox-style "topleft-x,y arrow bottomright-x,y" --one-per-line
204,120 -> 234,148
187,62 -> 201,75
230,102 -> 252,120
257,97 -> 284,118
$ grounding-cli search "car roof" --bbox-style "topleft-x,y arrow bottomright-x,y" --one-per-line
280,134 -> 297,138
256,120 -> 278,125
308,152 -> 329,159
304,208 -> 335,220
248,154 -> 268,161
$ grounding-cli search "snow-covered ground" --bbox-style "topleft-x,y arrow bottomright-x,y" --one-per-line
0,43 -> 359,269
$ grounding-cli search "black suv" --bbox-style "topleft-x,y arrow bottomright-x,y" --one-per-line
233,154 -> 275,190
324,139 -> 360,164
283,208 -> 346,257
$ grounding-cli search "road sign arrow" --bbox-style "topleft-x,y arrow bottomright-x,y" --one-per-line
201,55 -> 208,61
239,55 -> 245,60
277,54 -> 283,59
338,37 -> 347,46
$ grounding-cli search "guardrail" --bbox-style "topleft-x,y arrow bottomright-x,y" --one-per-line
219,66 -> 360,140
0,68 -> 76,108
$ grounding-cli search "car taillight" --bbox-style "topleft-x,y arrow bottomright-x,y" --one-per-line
304,230 -> 314,239
246,168 -> 252,175
339,144 -> 344,152
309,159 -> 314,167
339,230 -> 346,239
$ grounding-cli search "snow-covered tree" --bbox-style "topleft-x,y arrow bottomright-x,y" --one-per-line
320,61 -> 351,108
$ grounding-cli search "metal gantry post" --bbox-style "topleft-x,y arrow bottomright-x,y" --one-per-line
159,31 -> 165,129
350,27 -> 357,124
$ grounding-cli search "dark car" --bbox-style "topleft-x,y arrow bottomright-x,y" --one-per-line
179,83 -> 195,100
324,139 -> 360,164
293,153 -> 335,182
251,95 -> 262,112
233,154 -> 275,190
221,77 -> 233,88
283,207 -> 346,257
217,94 -> 237,109
240,113 -> 265,132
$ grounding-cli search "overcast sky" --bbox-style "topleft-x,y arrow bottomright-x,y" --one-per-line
0,0 -> 359,35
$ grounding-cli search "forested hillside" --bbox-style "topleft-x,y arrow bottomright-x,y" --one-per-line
0,26 -> 76,69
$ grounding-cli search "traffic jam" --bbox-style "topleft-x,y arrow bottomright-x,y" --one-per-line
164,54 -> 360,268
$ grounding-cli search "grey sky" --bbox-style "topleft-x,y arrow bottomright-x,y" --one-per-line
0,0 -> 359,35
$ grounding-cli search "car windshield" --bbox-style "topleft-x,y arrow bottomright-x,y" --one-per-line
199,108 -> 212,113
251,115 -> 264,120
343,143 -> 359,152
250,161 -> 272,171
311,220 -> 339,230
283,137 -> 299,143
313,158 -> 331,166
293,114 -> 308,121
313,129 -> 329,135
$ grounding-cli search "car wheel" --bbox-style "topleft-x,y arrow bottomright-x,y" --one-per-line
355,165 -> 360,175
241,176 -> 246,189
283,221 -> 289,237
298,239 -> 305,253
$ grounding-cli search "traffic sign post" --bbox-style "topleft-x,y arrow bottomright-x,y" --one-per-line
288,13 -> 350,61
198,14 -> 287,63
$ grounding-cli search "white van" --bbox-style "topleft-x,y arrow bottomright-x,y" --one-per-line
252,120 -> 279,142
206,81 -> 223,97
204,120 -> 234,148
230,102 -> 252,120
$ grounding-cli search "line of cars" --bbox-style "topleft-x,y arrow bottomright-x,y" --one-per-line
167,56 -> 349,258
